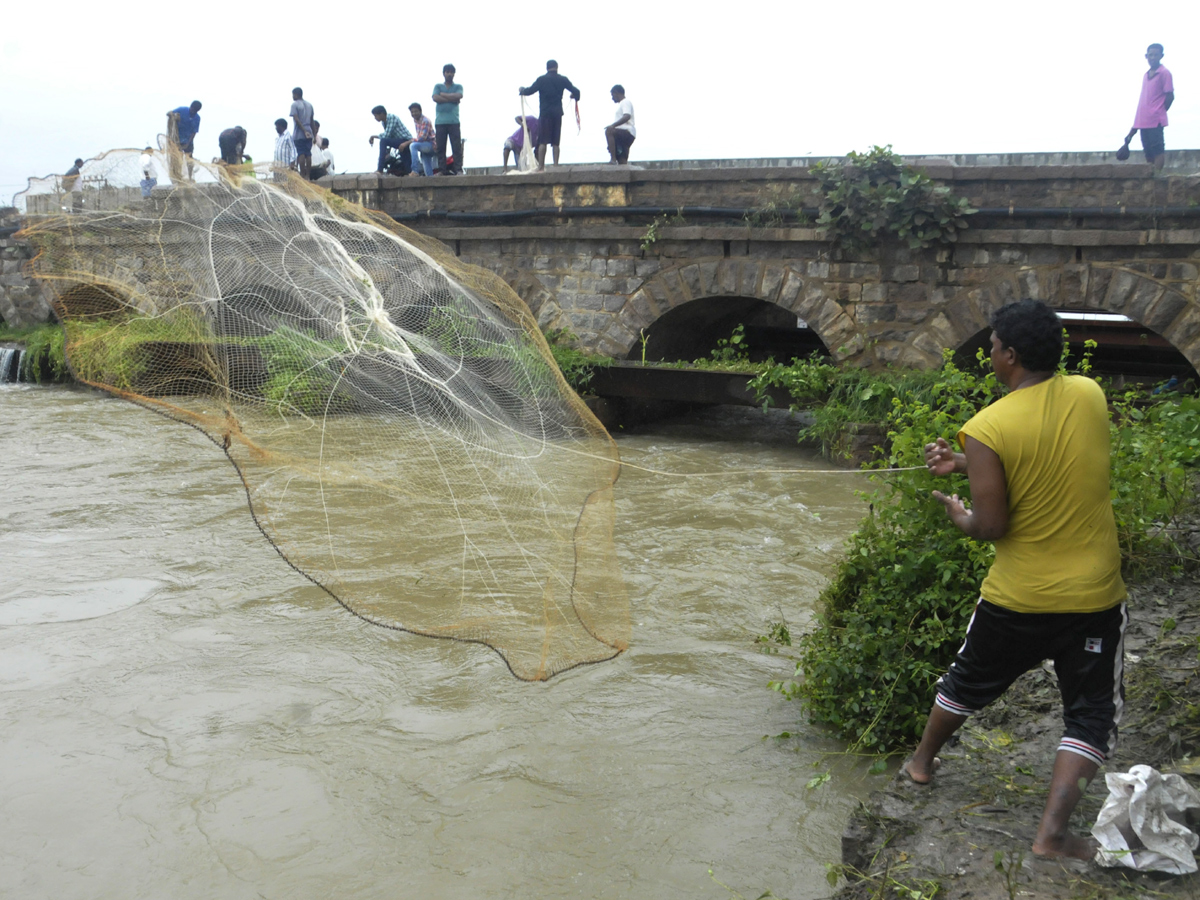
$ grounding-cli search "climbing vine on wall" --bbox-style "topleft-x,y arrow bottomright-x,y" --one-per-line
812,145 -> 975,255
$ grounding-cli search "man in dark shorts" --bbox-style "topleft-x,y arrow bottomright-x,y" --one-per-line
1122,43 -> 1174,170
290,87 -> 316,180
519,59 -> 580,170
166,100 -> 202,181
63,158 -> 84,211
218,126 -> 248,165
905,300 -> 1127,860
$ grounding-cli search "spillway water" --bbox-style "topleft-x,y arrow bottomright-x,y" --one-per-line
0,347 -> 24,382
0,384 -> 877,899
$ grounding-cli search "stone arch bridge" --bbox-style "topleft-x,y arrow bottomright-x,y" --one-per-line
322,161 -> 1200,370
4,162 -> 1200,373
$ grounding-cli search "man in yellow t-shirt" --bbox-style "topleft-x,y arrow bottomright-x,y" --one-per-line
902,300 -> 1127,861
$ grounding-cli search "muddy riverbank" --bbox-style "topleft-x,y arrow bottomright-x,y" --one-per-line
838,579 -> 1200,899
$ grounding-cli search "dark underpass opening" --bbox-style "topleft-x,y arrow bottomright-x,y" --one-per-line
955,310 -> 1198,387
631,297 -> 829,363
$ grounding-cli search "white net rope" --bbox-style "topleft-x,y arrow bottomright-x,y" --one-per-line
516,97 -> 538,173
17,148 -> 628,680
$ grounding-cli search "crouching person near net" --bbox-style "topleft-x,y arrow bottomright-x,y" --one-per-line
905,299 -> 1127,860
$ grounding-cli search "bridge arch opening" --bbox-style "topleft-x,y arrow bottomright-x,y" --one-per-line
632,297 -> 829,364
954,310 -> 1199,387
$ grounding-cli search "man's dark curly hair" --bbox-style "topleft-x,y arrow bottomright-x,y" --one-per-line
990,300 -> 1063,372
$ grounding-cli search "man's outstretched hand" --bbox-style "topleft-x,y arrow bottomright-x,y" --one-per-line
924,437 -> 959,476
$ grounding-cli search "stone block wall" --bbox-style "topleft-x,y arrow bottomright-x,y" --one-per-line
0,208 -> 53,328
320,165 -> 1200,368
6,164 -> 1200,374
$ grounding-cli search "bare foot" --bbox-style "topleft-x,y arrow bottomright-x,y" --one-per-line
900,757 -> 941,785
1031,832 -> 1097,860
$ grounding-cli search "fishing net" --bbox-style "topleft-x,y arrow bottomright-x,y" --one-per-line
516,97 -> 538,173
15,146 -> 628,680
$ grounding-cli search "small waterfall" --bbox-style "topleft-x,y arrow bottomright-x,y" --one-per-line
0,348 -> 25,383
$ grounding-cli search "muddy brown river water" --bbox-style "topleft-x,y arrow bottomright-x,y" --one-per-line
1,385 -> 877,899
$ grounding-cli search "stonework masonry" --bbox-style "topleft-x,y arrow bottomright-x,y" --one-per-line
320,163 -> 1200,368
0,208 -> 53,328
5,163 -> 1200,372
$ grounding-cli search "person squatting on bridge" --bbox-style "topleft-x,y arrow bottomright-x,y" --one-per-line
503,115 -> 538,171
370,105 -> 413,176
139,148 -> 157,198
519,60 -> 580,170
1122,43 -> 1174,170
310,138 -> 334,179
605,85 -> 635,165
166,100 -> 202,181
218,126 -> 248,165
903,300 -> 1127,861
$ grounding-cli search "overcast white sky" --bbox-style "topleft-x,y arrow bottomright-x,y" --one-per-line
3,0 -> 1198,202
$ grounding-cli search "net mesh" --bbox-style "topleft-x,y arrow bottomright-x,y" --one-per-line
16,147 -> 628,680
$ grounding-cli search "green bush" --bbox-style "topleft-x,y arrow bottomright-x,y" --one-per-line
812,145 -> 975,254
0,323 -> 70,382
543,328 -> 612,393
1109,389 -> 1200,574
749,354 -> 943,458
772,352 -> 1200,752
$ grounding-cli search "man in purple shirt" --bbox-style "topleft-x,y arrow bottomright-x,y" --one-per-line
503,115 -> 538,171
1123,43 -> 1174,170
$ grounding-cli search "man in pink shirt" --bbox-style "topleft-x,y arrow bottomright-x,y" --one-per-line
1123,43 -> 1174,170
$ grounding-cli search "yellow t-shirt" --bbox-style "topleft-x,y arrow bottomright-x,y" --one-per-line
958,374 -> 1126,614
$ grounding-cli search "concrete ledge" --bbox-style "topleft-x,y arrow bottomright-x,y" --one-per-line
961,228 -> 1200,246
328,162 -> 1166,193
419,223 -> 1199,248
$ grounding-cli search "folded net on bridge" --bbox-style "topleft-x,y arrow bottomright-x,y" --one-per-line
16,148 -> 628,680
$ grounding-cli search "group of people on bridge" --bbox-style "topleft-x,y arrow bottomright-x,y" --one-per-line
144,59 -> 636,188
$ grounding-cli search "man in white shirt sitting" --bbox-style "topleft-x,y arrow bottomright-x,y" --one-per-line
310,138 -> 335,180
605,85 -> 636,165
139,147 -> 158,198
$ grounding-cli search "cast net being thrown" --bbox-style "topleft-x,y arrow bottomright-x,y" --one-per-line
17,149 -> 628,680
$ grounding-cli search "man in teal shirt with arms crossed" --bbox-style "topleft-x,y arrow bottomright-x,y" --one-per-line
433,64 -> 463,175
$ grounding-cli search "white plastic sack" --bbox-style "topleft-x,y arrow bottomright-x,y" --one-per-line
1092,764 -> 1200,874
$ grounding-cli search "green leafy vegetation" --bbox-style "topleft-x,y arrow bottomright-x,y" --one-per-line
708,323 -> 750,364
811,145 -> 975,254
0,323 -> 69,382
252,326 -> 351,416
766,348 -> 1200,753
65,312 -> 213,391
542,328 -> 612,393
743,188 -> 813,230
639,210 -> 686,253
749,354 -> 944,458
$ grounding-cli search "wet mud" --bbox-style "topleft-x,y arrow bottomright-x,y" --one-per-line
839,580 -> 1200,899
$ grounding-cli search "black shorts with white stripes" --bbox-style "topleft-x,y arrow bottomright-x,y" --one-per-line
935,598 -> 1128,765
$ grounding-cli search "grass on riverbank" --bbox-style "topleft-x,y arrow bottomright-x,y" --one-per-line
0,323 -> 68,383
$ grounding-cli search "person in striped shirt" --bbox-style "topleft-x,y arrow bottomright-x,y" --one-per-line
273,118 -> 297,182
369,105 -> 413,176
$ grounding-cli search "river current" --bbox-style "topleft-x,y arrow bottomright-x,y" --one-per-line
1,384 -> 875,899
